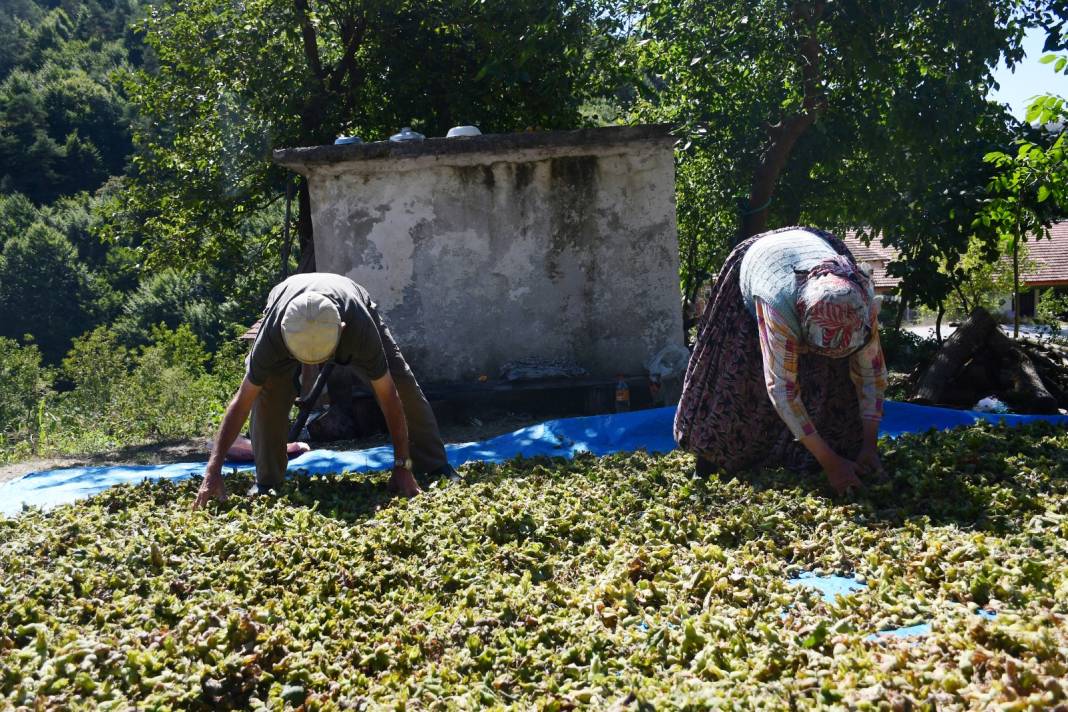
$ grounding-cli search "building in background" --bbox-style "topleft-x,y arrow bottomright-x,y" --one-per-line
274,125 -> 684,385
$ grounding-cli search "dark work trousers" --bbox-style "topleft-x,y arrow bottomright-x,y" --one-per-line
249,308 -> 449,489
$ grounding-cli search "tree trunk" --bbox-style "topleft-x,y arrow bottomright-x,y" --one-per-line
953,283 -> 971,314
735,1 -> 825,243
935,301 -> 945,344
680,228 -> 704,338
295,178 -> 316,273
914,307 -> 998,404
280,180 -> 294,280
988,330 -> 1060,413
1013,188 -> 1021,338
1012,232 -> 1020,339
894,290 -> 909,330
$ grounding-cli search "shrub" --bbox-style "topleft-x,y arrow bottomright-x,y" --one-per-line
61,325 -> 129,420
112,268 -> 227,352
1034,288 -> 1068,341
51,323 -> 231,451
116,324 -> 222,440
0,336 -> 49,438
0,221 -> 105,363
879,327 -> 938,375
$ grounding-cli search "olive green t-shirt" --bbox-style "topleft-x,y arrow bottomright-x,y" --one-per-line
247,273 -> 388,386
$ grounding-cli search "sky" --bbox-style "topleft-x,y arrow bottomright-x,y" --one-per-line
990,26 -> 1068,119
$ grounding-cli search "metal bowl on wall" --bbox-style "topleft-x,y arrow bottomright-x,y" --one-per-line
446,125 -> 482,138
389,127 -> 426,142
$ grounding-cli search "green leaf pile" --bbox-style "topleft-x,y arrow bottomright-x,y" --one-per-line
2,421 -> 1067,709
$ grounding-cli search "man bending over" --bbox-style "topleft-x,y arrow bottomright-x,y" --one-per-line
193,273 -> 453,508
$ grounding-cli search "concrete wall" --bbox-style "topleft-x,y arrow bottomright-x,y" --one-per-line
274,125 -> 684,383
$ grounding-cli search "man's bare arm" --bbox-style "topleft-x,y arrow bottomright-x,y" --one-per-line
193,376 -> 262,509
370,372 -> 420,496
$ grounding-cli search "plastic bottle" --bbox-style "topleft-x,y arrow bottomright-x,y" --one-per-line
615,375 -> 630,413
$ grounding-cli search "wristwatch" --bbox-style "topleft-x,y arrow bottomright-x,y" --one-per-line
393,457 -> 413,470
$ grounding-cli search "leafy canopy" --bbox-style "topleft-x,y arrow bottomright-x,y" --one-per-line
626,0 -> 1046,308
116,0 -> 619,269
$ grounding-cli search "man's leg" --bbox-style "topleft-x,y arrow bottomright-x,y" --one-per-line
369,306 -> 449,474
392,372 -> 449,474
250,369 -> 297,489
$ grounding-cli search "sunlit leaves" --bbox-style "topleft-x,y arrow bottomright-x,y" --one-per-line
2,421 -> 1068,707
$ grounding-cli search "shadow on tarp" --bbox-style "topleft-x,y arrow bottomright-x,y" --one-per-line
2,401 -> 1066,517
787,572 -> 997,639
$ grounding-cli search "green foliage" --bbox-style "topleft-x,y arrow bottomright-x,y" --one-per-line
116,324 -> 224,441
976,54 -> 1068,334
115,0 -> 619,268
0,1 -> 138,203
0,193 -> 38,241
0,0 -> 144,370
675,151 -> 735,309
626,0 -> 1035,308
0,221 -> 105,363
112,268 -> 226,351
1035,287 -> 1068,337
209,337 -> 251,397
0,323 -> 242,461
2,422 -> 1068,706
941,236 -> 1029,318
58,324 -> 225,445
0,337 -> 48,438
60,326 -> 130,418
878,327 -> 940,376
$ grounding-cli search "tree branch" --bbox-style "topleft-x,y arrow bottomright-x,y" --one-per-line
739,1 -> 826,240
327,14 -> 368,94
293,0 -> 325,81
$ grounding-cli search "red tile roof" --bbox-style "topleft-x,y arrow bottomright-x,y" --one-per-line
840,230 -> 901,292
239,318 -> 263,341
1020,221 -> 1068,287
840,222 -> 1068,291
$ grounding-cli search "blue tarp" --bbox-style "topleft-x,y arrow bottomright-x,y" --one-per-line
2,401 -> 1066,517
787,573 -> 998,639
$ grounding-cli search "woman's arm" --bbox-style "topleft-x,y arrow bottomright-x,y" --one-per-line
754,299 -> 863,494
848,313 -> 888,474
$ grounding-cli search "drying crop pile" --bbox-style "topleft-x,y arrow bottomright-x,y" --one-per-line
2,422 -> 1067,710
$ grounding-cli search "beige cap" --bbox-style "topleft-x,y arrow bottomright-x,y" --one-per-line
280,292 -> 341,364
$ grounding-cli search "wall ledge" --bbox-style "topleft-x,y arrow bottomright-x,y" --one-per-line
273,124 -> 675,173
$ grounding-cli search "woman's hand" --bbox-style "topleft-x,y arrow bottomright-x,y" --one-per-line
801,432 -> 863,496
824,456 -> 863,497
855,444 -> 885,482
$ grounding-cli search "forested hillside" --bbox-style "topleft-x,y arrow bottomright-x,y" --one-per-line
1,0 -> 138,361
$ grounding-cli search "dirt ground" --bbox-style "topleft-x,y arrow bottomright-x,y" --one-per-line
0,438 -> 214,486
0,412 -> 554,487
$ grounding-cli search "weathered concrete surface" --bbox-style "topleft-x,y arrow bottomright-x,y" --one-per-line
274,125 -> 684,384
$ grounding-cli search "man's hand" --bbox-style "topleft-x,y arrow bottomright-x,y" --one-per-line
824,456 -> 863,497
194,376 -> 260,510
193,470 -> 227,510
387,466 -> 421,497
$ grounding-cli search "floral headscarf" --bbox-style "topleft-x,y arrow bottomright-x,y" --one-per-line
795,255 -> 876,357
